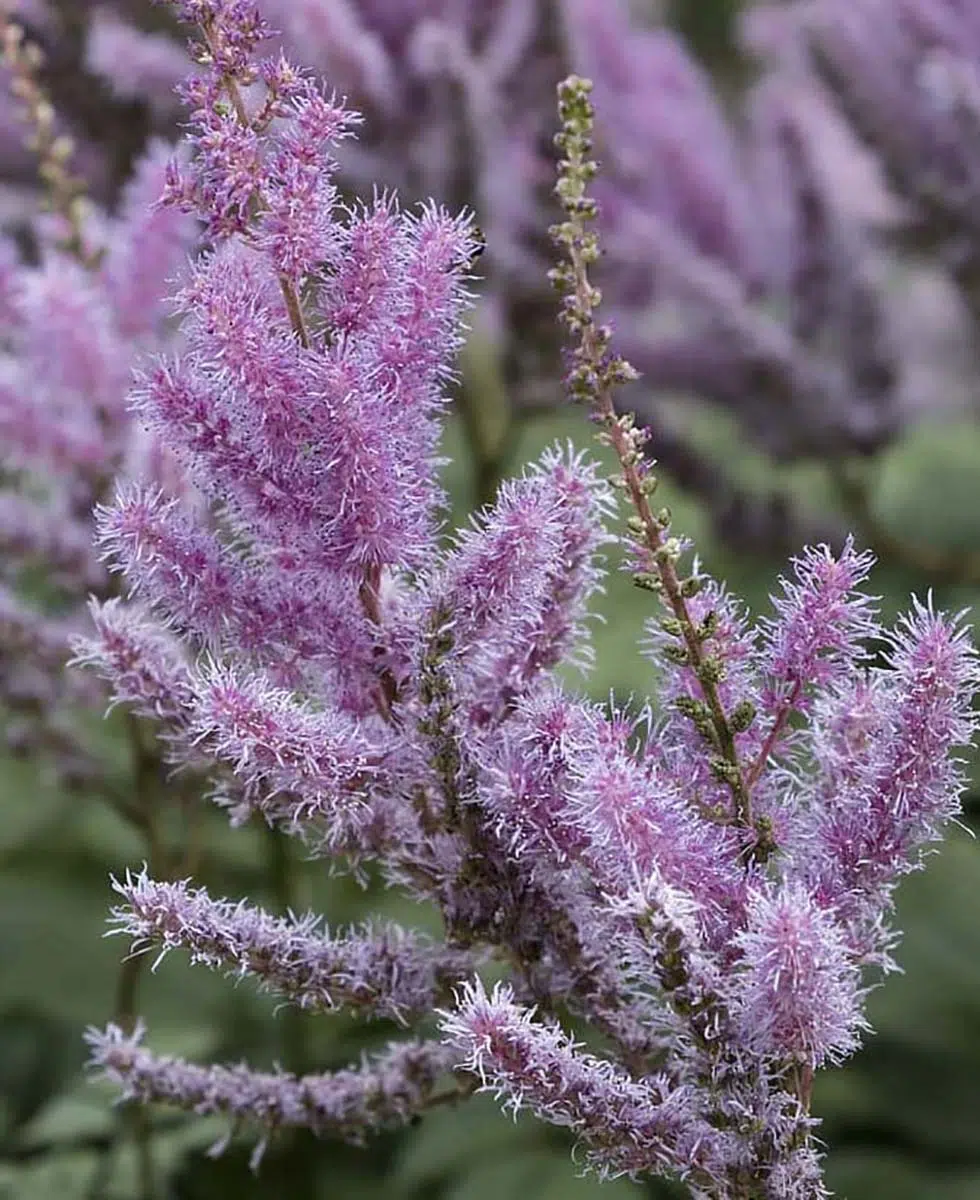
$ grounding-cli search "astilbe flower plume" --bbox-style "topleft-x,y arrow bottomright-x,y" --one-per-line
76,9 -> 979,1199
48,0 -> 980,595
562,0 -> 902,467
0,125 -> 197,784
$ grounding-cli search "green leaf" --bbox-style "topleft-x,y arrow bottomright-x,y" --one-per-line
874,421 -> 980,556
441,1150 -> 571,1200
0,757 -> 66,854
0,1007 -> 86,1139
440,1148 -> 646,1200
16,1088 -> 113,1151
816,833 -> 980,1163
825,1151 -> 980,1200
393,1096 -> 544,1193
0,1150 -> 100,1200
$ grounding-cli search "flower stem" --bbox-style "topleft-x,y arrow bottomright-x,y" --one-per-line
549,76 -> 752,832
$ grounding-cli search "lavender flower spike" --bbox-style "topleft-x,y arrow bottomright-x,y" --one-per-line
87,1022 -> 453,1163
109,870 -> 469,1022
75,9 -> 977,1197
732,882 -> 869,1068
441,979 -> 731,1187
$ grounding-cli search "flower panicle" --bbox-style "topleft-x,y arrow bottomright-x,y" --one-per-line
86,1020 -> 453,1161
108,869 -> 471,1022
59,10 -> 979,1198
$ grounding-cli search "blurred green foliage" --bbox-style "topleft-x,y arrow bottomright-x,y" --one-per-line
1,388 -> 979,1198
665,0 -> 742,68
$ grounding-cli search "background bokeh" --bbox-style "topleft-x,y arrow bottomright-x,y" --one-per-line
1,1 -> 979,1197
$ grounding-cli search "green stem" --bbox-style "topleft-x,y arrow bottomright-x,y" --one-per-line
263,824 -> 309,1076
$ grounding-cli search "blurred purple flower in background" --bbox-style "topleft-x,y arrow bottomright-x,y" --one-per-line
0,117 -> 196,784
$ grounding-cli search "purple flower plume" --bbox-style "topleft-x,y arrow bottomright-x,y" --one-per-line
732,883 -> 869,1067
0,117 -> 197,782
109,869 -> 469,1022
87,1021 -> 453,1163
441,978 -> 731,1185
426,444 -> 614,722
760,538 -> 879,710
69,6 -> 978,1197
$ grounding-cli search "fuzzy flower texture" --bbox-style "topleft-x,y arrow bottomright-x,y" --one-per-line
77,6 -> 979,1199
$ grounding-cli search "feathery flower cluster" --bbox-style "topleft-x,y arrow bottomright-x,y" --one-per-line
87,1021 -> 453,1169
71,7 -> 979,1199
565,0 -> 901,466
0,115 -> 197,783
108,868 -> 471,1022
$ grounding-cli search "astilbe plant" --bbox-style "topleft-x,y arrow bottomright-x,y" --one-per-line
0,14 -> 197,791
82,0 -> 560,283
77,0 -> 572,511
565,0 -> 901,461
0,0 -> 188,211
781,0 -> 980,323
736,0 -> 980,582
76,5 -> 979,1199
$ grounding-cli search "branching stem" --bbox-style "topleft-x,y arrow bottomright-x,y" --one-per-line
200,17 -> 311,349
